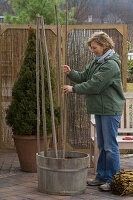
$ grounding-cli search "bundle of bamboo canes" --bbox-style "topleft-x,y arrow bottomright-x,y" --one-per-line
36,0 -> 68,159
110,170 -> 133,195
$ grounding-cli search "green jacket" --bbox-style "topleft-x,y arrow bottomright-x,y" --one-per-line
68,53 -> 125,115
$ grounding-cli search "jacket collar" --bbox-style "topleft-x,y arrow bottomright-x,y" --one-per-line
96,49 -> 115,63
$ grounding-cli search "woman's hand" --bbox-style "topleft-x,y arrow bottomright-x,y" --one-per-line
63,85 -> 73,94
63,65 -> 71,75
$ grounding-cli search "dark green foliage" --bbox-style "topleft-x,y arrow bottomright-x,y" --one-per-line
127,42 -> 133,82
6,29 -> 60,135
4,0 -> 76,25
127,59 -> 133,82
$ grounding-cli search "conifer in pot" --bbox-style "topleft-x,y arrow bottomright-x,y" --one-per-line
5,29 -> 60,172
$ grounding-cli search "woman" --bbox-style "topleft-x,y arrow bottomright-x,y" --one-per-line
63,32 -> 125,191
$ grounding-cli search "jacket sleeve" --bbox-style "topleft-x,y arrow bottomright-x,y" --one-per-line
73,60 -> 120,95
67,63 -> 91,83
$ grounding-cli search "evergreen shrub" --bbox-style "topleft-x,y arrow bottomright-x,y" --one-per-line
6,29 -> 60,135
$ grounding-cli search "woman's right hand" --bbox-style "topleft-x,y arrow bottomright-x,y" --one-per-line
63,65 -> 71,75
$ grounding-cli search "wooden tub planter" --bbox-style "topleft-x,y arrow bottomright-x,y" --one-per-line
36,151 -> 89,195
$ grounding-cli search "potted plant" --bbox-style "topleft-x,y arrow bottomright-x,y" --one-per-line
6,29 -> 60,172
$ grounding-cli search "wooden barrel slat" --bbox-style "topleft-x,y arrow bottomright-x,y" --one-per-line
36,150 -> 89,196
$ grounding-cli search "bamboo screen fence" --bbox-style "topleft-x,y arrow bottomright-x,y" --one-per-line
0,25 -> 60,149
0,24 -> 127,150
62,25 -> 127,150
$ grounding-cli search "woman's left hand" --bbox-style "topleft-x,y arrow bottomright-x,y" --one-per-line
63,85 -> 73,94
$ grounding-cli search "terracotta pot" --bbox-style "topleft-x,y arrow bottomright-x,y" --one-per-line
13,135 -> 52,172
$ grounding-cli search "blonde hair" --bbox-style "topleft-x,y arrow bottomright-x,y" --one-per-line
87,32 -> 115,53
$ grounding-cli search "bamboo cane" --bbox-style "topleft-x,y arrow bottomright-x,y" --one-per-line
40,39 -> 47,157
63,0 -> 68,158
55,5 -> 64,157
41,16 -> 58,158
36,14 -> 41,154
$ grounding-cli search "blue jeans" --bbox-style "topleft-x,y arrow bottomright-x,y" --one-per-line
95,115 -> 121,183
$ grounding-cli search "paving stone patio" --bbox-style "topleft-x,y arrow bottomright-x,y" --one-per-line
0,152 -> 133,200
